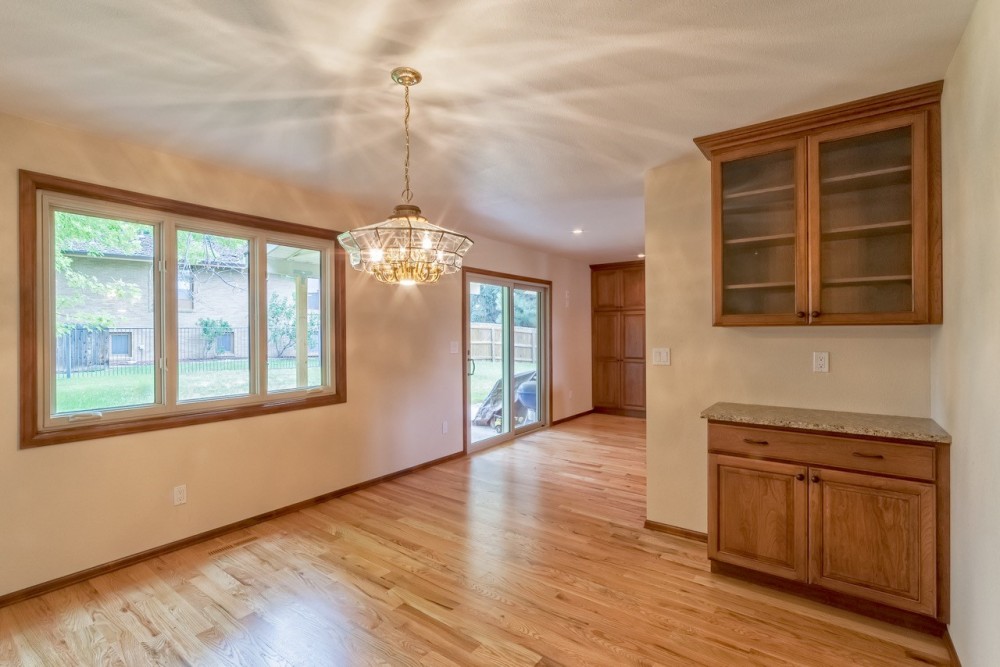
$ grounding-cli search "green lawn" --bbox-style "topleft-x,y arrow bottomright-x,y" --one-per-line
469,360 -> 536,405
55,359 -> 322,412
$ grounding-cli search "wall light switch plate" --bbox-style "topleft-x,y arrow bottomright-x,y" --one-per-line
813,351 -> 830,373
652,348 -> 671,366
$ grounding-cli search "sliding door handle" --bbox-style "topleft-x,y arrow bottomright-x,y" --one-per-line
467,357 -> 476,376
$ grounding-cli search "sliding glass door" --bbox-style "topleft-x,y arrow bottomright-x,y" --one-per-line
466,273 -> 548,451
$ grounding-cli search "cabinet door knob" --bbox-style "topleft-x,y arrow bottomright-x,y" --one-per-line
811,311 -> 821,318
811,475 -> 820,483
795,311 -> 806,319
795,473 -> 805,481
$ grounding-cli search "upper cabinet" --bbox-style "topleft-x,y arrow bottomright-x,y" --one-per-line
695,82 -> 943,326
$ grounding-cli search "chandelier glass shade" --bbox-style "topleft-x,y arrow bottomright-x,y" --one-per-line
337,204 -> 473,286
337,67 -> 473,285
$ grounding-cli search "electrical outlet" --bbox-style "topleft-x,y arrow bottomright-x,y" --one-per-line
449,341 -> 459,354
813,351 -> 830,373
442,420 -> 449,435
173,484 -> 187,506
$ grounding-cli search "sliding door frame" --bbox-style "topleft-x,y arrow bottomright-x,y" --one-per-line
462,267 -> 552,454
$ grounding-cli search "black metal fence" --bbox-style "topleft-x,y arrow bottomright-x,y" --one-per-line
56,326 -> 317,378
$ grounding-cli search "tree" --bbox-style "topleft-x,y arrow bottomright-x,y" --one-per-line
54,211 -> 145,334
197,318 -> 233,357
267,294 -> 321,358
470,284 -> 538,327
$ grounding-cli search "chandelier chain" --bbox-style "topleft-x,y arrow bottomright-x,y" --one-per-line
401,85 -> 413,203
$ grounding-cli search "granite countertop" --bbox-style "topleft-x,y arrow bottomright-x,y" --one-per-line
700,402 -> 951,444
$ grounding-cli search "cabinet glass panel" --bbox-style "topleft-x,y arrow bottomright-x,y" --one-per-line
818,126 -> 913,314
720,149 -> 797,316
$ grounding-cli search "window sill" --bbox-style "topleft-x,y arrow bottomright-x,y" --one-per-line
22,390 -> 346,449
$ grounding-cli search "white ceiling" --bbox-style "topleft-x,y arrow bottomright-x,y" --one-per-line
0,0 -> 977,263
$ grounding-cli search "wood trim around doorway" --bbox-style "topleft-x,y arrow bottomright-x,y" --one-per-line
462,267 -> 553,454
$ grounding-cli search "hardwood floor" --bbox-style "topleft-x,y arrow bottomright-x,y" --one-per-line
0,414 -> 953,666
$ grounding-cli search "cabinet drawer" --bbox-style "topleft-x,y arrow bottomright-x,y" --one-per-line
708,424 -> 935,481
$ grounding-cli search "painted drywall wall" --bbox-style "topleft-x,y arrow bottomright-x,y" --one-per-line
933,0 -> 1000,661
644,154 -> 935,532
0,112 -> 593,596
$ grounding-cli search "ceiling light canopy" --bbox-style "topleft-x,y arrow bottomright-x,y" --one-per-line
338,68 -> 472,286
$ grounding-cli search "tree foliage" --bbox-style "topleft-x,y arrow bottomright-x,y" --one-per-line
469,284 -> 538,327
197,317 -> 233,356
267,293 -> 320,358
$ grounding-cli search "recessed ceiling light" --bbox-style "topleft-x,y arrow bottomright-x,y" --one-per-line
572,229 -> 583,235
637,253 -> 646,258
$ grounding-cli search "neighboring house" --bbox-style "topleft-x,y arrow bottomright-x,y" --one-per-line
56,239 -> 319,369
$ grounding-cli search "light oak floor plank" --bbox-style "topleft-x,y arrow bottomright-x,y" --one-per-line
0,414 -> 952,665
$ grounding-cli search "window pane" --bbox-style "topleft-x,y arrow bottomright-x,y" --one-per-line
177,230 -> 251,401
267,244 -> 322,392
53,211 -> 156,414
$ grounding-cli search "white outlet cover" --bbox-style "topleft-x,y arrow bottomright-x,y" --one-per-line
449,341 -> 460,354
173,484 -> 187,506
813,351 -> 830,373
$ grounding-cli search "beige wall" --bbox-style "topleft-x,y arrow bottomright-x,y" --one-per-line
934,0 -> 1000,661
0,112 -> 593,596
643,154 -> 935,532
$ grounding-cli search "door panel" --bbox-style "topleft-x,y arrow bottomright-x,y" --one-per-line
621,361 -> 645,410
592,270 -> 622,309
622,312 -> 644,360
513,287 -> 542,431
592,312 -> 622,360
809,468 -> 936,616
710,454 -> 808,581
468,280 -> 510,447
622,267 -> 645,308
593,361 -> 621,408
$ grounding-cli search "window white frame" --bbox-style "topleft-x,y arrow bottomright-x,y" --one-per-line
20,171 -> 346,448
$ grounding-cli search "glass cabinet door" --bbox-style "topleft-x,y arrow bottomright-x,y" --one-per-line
809,114 -> 928,323
715,139 -> 807,325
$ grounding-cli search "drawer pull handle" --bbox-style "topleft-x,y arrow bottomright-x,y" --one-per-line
742,438 -> 769,446
795,473 -> 805,481
852,452 -> 885,460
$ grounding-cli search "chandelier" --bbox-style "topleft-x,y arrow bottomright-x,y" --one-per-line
337,67 -> 473,286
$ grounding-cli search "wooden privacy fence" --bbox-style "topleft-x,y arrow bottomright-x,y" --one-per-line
469,323 -> 538,362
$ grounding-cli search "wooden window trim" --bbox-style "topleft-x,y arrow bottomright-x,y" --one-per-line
19,170 -> 347,449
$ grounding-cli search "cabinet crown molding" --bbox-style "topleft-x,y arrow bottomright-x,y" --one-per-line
694,81 -> 943,159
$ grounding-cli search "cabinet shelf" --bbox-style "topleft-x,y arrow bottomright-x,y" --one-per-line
723,183 -> 795,200
822,220 -> 911,240
724,281 -> 795,291
822,274 -> 912,287
724,232 -> 796,247
821,165 -> 911,193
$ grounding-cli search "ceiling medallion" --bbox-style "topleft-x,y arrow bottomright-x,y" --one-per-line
337,67 -> 473,286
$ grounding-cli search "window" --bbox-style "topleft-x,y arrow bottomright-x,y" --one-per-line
110,331 -> 133,356
19,171 -> 346,448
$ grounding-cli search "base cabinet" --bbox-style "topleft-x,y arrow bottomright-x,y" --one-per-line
707,421 -> 948,628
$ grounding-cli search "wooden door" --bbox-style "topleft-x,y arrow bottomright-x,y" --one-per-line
807,112 -> 930,324
622,312 -> 644,360
621,361 -> 645,410
592,361 -> 621,408
709,454 -> 808,581
712,138 -> 809,326
622,266 -> 645,308
809,468 -> 936,616
592,311 -> 621,361
592,270 -> 622,310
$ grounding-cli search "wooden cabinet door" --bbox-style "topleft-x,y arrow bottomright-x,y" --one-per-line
592,311 -> 622,360
622,266 -> 645,308
809,468 -> 936,616
709,454 -> 808,581
592,269 -> 622,310
622,312 -> 644,361
592,361 -> 621,408
807,112 -> 930,324
712,138 -> 809,326
621,361 -> 645,410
